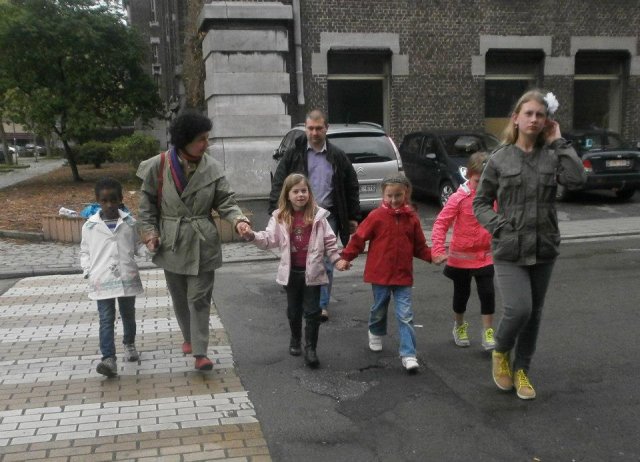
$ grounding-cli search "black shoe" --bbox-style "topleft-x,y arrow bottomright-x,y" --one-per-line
319,309 -> 329,323
289,340 -> 302,356
304,348 -> 320,368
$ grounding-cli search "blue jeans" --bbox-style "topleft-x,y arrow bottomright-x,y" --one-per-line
97,296 -> 137,360
369,285 -> 416,357
319,214 -> 339,309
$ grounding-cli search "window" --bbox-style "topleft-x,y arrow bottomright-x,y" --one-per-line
573,51 -> 628,132
327,50 -> 390,128
484,50 -> 544,136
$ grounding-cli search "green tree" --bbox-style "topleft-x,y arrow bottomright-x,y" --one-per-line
0,0 -> 162,180
111,132 -> 160,169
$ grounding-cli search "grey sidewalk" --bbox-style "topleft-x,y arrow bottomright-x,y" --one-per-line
0,158 -> 65,190
1,215 -> 639,279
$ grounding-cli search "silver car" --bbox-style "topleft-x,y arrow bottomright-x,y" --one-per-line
272,122 -> 403,213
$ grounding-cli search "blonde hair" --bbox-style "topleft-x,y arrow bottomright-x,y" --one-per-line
501,89 -> 549,146
277,173 -> 317,229
466,151 -> 488,176
381,174 -> 413,203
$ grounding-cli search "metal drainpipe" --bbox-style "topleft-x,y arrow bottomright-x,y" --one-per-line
292,0 -> 305,105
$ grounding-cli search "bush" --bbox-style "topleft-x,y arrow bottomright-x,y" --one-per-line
76,141 -> 112,168
111,133 -> 160,169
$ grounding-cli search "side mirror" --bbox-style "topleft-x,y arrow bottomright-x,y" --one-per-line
272,148 -> 283,161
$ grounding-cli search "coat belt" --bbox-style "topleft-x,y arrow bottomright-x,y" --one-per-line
162,215 -> 210,251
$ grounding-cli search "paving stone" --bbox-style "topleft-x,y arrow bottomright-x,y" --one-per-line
0,269 -> 271,461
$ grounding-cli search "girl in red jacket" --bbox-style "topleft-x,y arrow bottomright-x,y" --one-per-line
431,152 -> 495,351
336,175 -> 432,372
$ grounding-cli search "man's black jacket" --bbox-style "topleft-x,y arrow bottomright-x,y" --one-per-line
268,134 -> 360,245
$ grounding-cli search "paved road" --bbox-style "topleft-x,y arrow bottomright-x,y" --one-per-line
214,237 -> 640,461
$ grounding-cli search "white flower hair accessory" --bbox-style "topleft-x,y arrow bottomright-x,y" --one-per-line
544,92 -> 559,117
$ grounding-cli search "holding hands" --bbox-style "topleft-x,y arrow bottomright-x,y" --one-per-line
432,254 -> 447,266
236,222 -> 254,241
335,259 -> 351,271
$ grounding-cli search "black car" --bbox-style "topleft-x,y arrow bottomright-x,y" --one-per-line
560,129 -> 640,201
399,130 -> 500,206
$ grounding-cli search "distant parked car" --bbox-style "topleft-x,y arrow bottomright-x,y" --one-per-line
399,130 -> 500,206
0,146 -> 16,163
560,129 -> 640,201
24,144 -> 45,156
272,122 -> 403,213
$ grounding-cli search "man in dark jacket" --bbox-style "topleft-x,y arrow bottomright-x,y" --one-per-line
269,109 -> 360,321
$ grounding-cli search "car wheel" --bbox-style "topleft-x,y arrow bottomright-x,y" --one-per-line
555,184 -> 572,202
614,188 -> 635,200
439,181 -> 454,207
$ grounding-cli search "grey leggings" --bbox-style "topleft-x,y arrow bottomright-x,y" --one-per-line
493,261 -> 555,373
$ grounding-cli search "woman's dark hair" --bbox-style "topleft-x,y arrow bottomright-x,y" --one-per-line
169,109 -> 213,150
94,177 -> 123,200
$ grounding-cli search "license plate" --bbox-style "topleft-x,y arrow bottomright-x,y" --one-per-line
606,159 -> 631,168
360,184 -> 377,193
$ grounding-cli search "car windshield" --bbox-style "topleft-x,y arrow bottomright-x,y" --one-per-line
574,133 -> 631,152
442,134 -> 485,158
329,133 -> 396,163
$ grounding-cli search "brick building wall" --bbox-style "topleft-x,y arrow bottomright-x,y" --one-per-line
294,0 -> 640,143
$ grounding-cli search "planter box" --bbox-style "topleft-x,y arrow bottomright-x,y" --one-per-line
42,215 -> 85,243
42,211 -> 253,244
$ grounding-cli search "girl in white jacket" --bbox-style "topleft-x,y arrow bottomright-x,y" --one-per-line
245,173 -> 342,368
80,178 -> 147,378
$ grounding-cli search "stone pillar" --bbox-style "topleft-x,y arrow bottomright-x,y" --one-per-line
198,2 -> 293,197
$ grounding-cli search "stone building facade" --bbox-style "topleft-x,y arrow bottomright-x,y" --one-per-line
137,0 -> 640,197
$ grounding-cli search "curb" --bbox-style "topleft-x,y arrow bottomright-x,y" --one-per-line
1,230 -> 638,280
0,254 -> 280,280
0,229 -> 44,242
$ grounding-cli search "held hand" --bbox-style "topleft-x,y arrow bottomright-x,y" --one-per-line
543,119 -> 562,145
335,259 -> 351,271
236,222 -> 252,239
348,220 -> 358,234
432,254 -> 447,265
145,237 -> 160,252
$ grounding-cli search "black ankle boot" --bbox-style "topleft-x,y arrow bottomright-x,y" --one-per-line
289,319 -> 302,356
304,347 -> 319,367
304,315 -> 321,368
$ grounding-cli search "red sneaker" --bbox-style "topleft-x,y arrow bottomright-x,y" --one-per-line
182,342 -> 192,354
195,356 -> 213,371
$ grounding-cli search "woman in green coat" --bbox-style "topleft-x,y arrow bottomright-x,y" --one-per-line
137,110 -> 251,370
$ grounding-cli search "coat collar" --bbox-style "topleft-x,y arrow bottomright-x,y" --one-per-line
87,209 -> 134,228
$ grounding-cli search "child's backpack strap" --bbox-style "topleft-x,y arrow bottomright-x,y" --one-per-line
157,151 -> 167,211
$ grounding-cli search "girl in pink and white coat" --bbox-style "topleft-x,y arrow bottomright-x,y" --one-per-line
245,173 -> 342,368
431,152 -> 496,351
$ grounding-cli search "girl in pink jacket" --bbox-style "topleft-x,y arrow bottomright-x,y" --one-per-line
245,173 -> 341,368
431,152 -> 496,351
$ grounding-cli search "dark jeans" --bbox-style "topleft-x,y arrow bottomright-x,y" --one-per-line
96,296 -> 136,360
286,268 -> 321,323
443,264 -> 495,315
493,261 -> 555,373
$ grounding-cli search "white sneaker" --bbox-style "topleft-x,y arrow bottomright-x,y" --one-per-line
452,321 -> 470,347
368,331 -> 383,351
481,328 -> 496,351
401,356 -> 419,371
